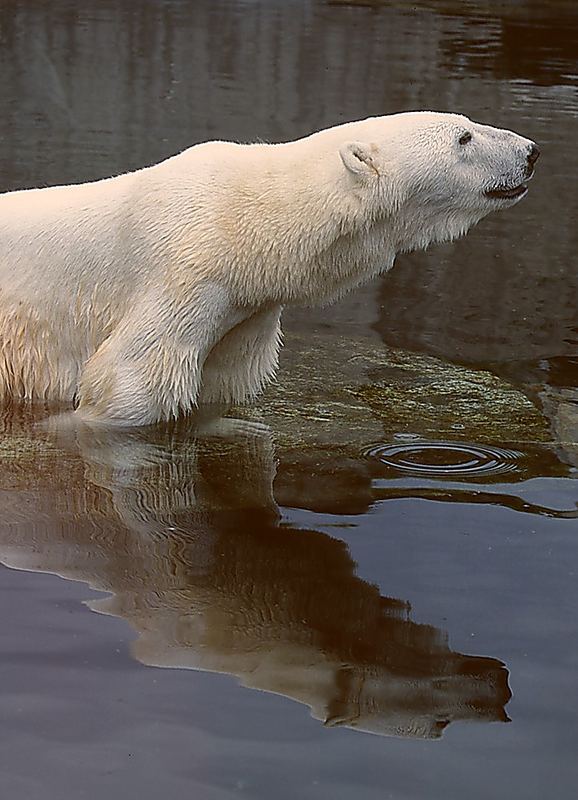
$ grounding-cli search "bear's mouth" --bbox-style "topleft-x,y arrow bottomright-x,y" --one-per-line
484,182 -> 528,201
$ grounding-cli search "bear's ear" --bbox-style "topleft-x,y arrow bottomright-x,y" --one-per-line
339,141 -> 380,178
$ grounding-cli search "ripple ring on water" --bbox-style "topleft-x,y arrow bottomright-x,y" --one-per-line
364,441 -> 523,479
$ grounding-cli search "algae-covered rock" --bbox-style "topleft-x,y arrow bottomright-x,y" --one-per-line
540,386 -> 578,470
237,332 -> 551,452
0,435 -> 59,460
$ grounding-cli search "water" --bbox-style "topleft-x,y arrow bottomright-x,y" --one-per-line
364,441 -> 524,478
0,1 -> 577,798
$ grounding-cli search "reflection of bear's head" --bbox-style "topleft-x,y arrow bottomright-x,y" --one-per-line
98,521 -> 511,739
0,415 -> 511,739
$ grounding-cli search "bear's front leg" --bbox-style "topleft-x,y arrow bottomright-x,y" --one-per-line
199,304 -> 283,405
76,283 -> 248,426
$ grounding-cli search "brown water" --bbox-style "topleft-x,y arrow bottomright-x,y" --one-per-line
0,2 -> 577,799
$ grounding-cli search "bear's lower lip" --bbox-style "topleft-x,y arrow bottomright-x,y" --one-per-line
484,183 -> 528,200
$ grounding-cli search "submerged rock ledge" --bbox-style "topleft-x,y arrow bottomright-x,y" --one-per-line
238,332 -> 552,449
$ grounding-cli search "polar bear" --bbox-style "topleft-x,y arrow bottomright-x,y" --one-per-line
0,111 -> 538,425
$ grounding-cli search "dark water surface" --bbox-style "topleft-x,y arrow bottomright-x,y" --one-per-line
0,2 -> 577,799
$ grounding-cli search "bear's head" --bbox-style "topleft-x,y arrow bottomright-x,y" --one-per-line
338,111 -> 539,251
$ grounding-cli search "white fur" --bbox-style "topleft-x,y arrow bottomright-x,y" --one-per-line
0,111 -> 536,424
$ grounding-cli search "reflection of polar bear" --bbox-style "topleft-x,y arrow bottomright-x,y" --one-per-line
0,112 -> 538,424
0,414 -> 511,739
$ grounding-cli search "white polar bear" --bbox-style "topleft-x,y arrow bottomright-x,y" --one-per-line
0,111 -> 538,425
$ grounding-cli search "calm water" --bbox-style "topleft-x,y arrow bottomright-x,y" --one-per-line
0,1 -> 577,799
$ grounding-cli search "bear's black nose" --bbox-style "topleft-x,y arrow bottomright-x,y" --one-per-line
527,143 -> 540,165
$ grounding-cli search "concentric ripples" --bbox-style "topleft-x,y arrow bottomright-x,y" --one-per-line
364,440 -> 524,479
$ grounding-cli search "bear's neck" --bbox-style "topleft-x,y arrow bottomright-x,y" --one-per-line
223,146 -> 397,307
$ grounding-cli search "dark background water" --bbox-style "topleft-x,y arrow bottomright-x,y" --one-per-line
0,2 -> 577,799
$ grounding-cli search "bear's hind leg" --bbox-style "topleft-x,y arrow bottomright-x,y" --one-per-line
199,305 -> 283,405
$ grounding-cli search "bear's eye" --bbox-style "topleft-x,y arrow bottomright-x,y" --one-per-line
458,131 -> 472,145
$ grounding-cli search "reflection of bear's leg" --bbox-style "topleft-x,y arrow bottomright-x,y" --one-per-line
199,305 -> 282,404
77,284 -> 242,425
